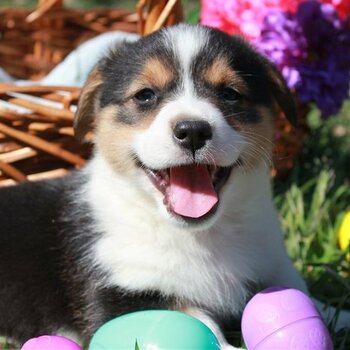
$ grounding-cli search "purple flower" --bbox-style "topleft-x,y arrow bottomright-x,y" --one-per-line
254,10 -> 307,88
254,0 -> 350,118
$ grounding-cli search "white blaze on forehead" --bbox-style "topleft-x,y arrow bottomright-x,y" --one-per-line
164,24 -> 209,69
132,26 -> 245,170
164,25 -> 209,94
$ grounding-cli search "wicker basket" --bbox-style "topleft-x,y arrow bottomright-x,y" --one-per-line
0,0 -> 184,186
0,84 -> 87,186
0,1 -> 137,80
0,0 -> 304,186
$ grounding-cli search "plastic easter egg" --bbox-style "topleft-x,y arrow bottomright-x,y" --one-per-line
21,335 -> 82,350
338,212 -> 350,259
89,310 -> 220,350
241,287 -> 333,350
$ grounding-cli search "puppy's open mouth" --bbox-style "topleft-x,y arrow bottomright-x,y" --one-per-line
142,163 -> 235,219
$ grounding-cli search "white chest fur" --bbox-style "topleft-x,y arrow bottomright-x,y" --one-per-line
84,156 -> 294,316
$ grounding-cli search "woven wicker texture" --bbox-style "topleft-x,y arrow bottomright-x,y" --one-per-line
0,85 -> 90,186
0,0 -> 138,80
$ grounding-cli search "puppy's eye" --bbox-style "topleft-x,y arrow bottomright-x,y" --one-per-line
134,88 -> 157,105
219,87 -> 241,103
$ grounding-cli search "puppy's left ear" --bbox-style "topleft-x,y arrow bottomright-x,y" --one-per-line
74,65 -> 103,141
266,64 -> 298,127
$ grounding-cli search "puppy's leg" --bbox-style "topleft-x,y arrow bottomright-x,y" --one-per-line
183,307 -> 243,350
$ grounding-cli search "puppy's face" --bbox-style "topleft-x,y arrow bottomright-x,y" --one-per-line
75,24 -> 296,227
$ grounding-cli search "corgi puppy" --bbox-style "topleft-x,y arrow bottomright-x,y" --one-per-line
0,24 -> 348,349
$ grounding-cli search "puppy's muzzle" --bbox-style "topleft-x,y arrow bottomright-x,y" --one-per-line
173,120 -> 212,156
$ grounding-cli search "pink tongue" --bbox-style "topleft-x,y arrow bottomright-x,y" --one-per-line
168,164 -> 218,218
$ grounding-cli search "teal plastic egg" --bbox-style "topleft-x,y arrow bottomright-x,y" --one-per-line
89,310 -> 220,350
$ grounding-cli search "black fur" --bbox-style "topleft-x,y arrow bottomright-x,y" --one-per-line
99,32 -> 180,109
0,179 -> 74,341
97,25 -> 296,127
192,28 -> 297,125
0,176 -> 176,345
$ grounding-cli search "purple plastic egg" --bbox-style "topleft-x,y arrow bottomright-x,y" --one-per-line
241,287 -> 333,350
21,335 -> 82,350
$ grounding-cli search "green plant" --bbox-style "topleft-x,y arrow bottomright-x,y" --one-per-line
274,104 -> 350,349
0,337 -> 13,350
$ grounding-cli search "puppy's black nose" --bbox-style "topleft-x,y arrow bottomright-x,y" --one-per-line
173,120 -> 212,155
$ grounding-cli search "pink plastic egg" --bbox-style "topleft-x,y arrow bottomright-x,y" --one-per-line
241,287 -> 333,350
21,335 -> 82,350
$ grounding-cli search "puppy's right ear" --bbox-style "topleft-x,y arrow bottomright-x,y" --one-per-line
265,63 -> 298,127
74,66 -> 103,141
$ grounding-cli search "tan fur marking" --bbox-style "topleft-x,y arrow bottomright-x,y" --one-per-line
231,107 -> 274,170
94,106 -> 137,173
203,57 -> 249,95
94,105 -> 160,174
127,58 -> 174,95
74,67 -> 103,141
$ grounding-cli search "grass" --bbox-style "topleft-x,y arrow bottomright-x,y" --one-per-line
274,102 -> 350,349
275,171 -> 350,348
0,337 -> 13,350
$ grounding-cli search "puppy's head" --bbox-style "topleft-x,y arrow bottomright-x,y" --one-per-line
74,24 -> 296,227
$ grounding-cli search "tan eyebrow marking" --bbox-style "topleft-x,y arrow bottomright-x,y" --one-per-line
127,57 -> 175,95
203,56 -> 249,95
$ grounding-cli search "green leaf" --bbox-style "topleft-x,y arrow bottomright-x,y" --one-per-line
135,340 -> 140,350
